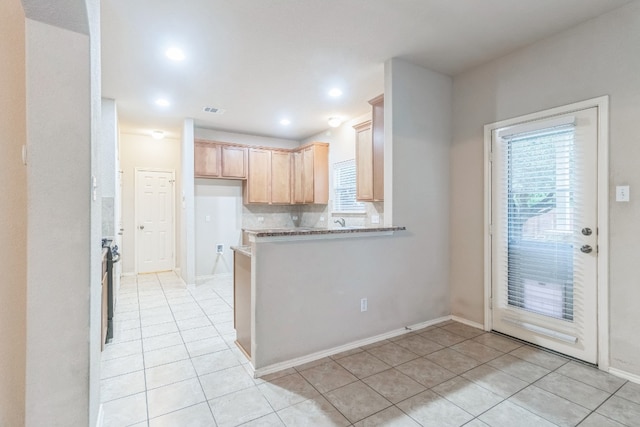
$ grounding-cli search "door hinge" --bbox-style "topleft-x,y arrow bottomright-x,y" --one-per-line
488,152 -> 493,162
489,297 -> 493,309
489,224 -> 493,235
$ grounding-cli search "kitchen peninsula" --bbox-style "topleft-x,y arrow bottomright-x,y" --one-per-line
232,225 -> 406,376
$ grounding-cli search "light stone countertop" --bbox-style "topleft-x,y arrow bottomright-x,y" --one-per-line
243,226 -> 406,238
230,245 -> 252,257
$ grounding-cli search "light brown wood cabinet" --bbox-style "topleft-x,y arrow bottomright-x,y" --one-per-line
244,142 -> 328,205
194,139 -> 247,179
233,250 -> 251,358
354,95 -> 384,201
271,150 -> 292,204
299,143 -> 329,204
292,150 -> 304,204
246,148 -> 271,203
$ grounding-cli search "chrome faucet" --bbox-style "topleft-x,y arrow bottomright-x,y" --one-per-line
333,218 -> 346,228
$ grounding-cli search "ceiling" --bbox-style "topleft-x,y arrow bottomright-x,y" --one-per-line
101,0 -> 632,141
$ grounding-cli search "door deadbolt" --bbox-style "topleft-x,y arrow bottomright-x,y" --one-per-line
581,227 -> 593,236
580,245 -> 593,253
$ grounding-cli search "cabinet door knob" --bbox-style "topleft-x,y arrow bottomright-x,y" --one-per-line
138,225 -> 145,230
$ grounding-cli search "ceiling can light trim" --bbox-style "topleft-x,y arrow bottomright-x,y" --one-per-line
165,47 -> 185,61
328,116 -> 343,128
328,88 -> 343,97
155,98 -> 170,107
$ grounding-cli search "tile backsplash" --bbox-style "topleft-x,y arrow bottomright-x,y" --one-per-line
242,201 -> 383,230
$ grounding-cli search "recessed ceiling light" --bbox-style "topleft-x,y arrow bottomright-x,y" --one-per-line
280,119 -> 291,126
155,98 -> 170,107
328,88 -> 343,97
328,117 -> 343,128
165,47 -> 185,61
151,130 -> 165,140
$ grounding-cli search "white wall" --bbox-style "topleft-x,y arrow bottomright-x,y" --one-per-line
0,0 -> 27,424
450,2 -> 640,376
24,18 -> 92,427
101,98 -> 117,237
195,179 -> 243,277
253,58 -> 452,369
120,133 -> 181,274
195,128 -> 300,150
180,119 -> 196,285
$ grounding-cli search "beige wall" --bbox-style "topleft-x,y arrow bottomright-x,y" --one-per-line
0,0 -> 27,424
450,2 -> 640,375
120,133 -> 182,274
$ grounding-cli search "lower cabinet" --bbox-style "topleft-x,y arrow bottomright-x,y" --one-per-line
233,250 -> 251,358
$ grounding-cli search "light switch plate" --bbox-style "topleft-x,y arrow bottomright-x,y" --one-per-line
616,185 -> 630,202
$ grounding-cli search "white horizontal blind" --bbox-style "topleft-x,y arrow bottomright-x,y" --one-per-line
498,123 -> 579,322
333,159 -> 364,212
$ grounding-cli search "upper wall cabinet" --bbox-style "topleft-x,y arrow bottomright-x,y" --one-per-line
194,139 -> 247,179
296,143 -> 329,205
354,95 -> 384,202
242,142 -> 328,205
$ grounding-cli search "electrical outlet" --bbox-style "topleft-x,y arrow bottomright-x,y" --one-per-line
257,216 -> 264,223
216,244 -> 223,253
205,215 -> 211,222
371,214 -> 380,224
360,298 -> 368,312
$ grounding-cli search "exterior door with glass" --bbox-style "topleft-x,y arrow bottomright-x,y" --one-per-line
490,106 -> 598,363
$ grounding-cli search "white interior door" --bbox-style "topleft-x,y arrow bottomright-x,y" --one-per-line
136,169 -> 175,273
490,107 -> 599,363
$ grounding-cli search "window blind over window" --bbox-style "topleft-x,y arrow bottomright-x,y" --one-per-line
498,123 -> 579,322
333,159 -> 364,212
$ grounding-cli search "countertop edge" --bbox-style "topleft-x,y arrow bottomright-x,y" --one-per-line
231,245 -> 252,257
244,226 -> 406,239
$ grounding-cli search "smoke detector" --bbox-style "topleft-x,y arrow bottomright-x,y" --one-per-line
203,106 -> 226,115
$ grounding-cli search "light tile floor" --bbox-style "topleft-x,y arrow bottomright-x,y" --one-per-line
101,272 -> 640,427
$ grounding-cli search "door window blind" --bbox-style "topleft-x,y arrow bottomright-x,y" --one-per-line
498,123 -> 578,321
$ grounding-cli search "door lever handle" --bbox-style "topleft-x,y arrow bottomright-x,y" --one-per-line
580,245 -> 593,254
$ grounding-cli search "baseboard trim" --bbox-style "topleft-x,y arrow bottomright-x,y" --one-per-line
609,367 -> 640,385
450,315 -> 484,330
253,316 -> 450,378
196,273 -> 233,281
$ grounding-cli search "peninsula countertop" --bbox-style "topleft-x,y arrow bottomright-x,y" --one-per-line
242,226 -> 406,242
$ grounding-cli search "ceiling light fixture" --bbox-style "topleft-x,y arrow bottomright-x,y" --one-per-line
328,88 -> 343,97
165,47 -> 185,61
155,98 -> 170,107
151,130 -> 165,140
280,119 -> 291,126
327,117 -> 343,128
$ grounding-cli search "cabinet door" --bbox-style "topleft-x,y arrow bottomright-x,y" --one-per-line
302,147 -> 315,203
271,151 -> 291,204
194,141 -> 220,177
246,148 -> 270,203
370,95 -> 384,201
354,122 -> 374,201
292,151 -> 304,204
221,145 -> 247,178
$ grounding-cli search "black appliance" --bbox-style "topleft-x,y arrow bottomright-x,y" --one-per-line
102,238 -> 120,342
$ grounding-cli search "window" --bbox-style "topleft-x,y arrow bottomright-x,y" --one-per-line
333,159 -> 364,212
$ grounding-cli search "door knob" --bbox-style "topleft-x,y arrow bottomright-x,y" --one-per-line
580,245 -> 593,253
581,227 -> 593,236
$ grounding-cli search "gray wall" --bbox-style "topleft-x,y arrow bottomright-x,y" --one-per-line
450,2 -> 640,376
24,17 -> 93,427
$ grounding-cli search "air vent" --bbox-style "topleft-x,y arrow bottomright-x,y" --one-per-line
203,106 -> 226,114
